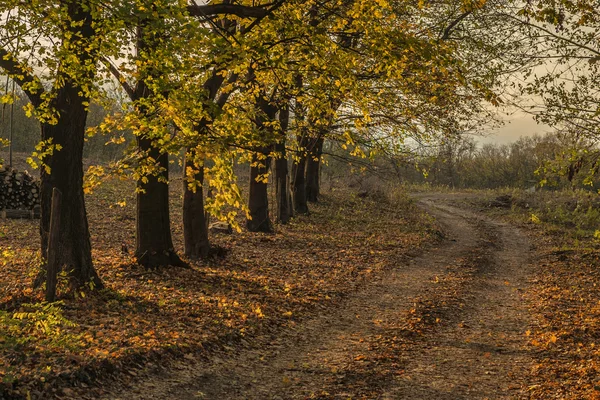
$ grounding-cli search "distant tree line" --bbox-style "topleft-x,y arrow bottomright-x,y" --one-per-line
384,132 -> 600,191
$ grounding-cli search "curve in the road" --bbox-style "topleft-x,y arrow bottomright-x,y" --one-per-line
101,194 -> 536,400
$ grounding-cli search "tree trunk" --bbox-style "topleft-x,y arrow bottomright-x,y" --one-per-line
292,134 -> 310,214
132,16 -> 185,269
247,96 -> 277,232
180,69 -> 229,255
183,152 -> 210,259
275,105 -> 291,224
287,174 -> 294,220
274,144 -> 290,224
306,136 -> 324,203
32,0 -> 104,290
39,85 -> 102,289
135,137 -> 186,268
247,150 -> 273,232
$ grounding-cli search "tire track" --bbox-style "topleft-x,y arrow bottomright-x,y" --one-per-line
100,194 -> 535,400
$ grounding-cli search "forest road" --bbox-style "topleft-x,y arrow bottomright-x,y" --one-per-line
102,193 -> 536,400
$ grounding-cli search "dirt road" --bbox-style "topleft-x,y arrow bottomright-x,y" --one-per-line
101,193 -> 536,399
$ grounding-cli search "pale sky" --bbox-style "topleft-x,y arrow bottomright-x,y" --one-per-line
478,115 -> 553,145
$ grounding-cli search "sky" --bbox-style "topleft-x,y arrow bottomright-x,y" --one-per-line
478,114 -> 553,145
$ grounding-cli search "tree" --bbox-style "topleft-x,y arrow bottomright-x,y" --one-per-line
180,1 -> 286,244
274,102 -> 293,223
485,0 -> 600,187
101,2 -> 192,268
182,71 -> 236,258
0,1 -> 112,288
246,93 -> 278,232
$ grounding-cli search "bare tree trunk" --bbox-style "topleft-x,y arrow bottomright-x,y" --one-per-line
292,134 -> 309,214
183,151 -> 210,259
275,105 -> 291,224
135,136 -> 186,268
39,86 -> 102,289
306,136 -> 324,203
247,149 -> 273,232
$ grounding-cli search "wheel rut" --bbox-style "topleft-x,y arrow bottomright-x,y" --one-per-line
102,194 -> 536,399
385,195 -> 535,399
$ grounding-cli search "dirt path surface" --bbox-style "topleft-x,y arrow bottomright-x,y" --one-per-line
101,193 -> 536,399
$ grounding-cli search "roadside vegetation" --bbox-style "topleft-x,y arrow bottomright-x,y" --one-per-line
470,188 -> 600,399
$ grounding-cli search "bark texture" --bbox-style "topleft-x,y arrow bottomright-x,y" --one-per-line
275,105 -> 291,224
132,17 -> 185,269
40,92 -> 102,288
135,137 -> 186,268
38,1 -> 102,289
180,66 -> 230,254
246,97 -> 277,232
292,134 -> 310,215
247,150 -> 273,232
183,154 -> 210,259
306,136 -> 324,203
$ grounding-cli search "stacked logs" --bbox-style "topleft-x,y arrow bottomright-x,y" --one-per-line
0,166 -> 41,218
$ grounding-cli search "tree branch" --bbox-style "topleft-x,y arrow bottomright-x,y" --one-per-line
0,47 -> 44,107
215,72 -> 239,108
102,57 -> 135,100
506,14 -> 600,57
440,11 -> 471,40
187,3 -> 275,19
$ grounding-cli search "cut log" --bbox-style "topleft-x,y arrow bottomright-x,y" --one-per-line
0,167 -> 41,213
1,209 -> 38,219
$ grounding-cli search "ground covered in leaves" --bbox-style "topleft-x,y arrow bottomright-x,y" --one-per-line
95,192 -> 536,399
476,189 -> 600,399
0,179 -> 435,399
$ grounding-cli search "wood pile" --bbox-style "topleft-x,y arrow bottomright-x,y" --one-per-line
0,166 -> 41,218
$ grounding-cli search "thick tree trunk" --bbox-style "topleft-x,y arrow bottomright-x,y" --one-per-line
275,106 -> 291,224
135,137 -> 186,268
183,152 -> 210,259
247,96 -> 277,232
39,84 -> 102,289
32,0 -> 103,290
292,134 -> 310,214
131,16 -> 185,269
247,150 -> 273,232
306,136 -> 324,203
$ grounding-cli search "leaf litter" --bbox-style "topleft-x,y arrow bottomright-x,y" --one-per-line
0,179 -> 435,398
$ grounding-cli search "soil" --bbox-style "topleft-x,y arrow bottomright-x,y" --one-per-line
98,193 -> 537,399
